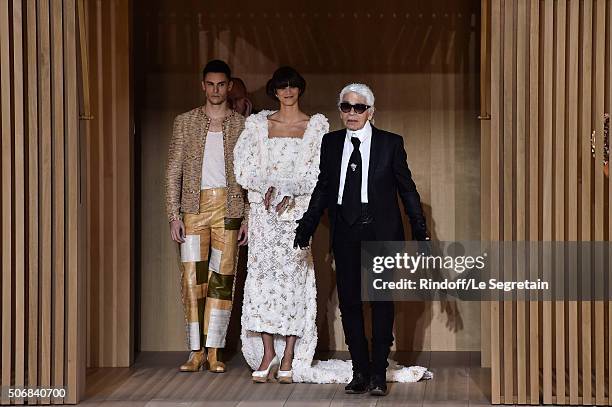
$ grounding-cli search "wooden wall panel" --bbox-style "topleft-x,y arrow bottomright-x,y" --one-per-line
64,0 -> 82,400
25,1 -> 39,404
480,0 -> 492,370
502,0 -> 515,401
484,0 -> 612,404
580,1 -> 594,404
593,2 -> 607,404
51,1 -> 66,400
608,1 -> 612,403
489,0 -> 502,401
1,2 -> 13,405
38,0 -> 53,399
515,1 -> 527,403
84,0 -> 133,368
0,0 -> 86,404
527,1 -> 540,403
554,2 -> 567,403
567,1 -> 579,404
134,0 -> 482,352
12,2 -> 26,402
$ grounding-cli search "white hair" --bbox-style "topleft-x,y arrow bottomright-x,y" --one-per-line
338,83 -> 375,107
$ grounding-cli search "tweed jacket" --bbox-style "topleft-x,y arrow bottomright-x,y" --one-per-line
165,106 -> 248,226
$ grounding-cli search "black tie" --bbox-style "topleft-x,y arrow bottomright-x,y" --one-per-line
341,137 -> 362,225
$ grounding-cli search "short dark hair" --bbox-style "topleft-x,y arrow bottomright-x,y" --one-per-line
266,66 -> 306,99
202,59 -> 231,80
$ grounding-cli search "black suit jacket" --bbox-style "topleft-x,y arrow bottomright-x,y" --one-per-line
300,125 -> 429,245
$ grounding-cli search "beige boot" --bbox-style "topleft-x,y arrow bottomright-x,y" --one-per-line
207,348 -> 226,373
179,349 -> 205,372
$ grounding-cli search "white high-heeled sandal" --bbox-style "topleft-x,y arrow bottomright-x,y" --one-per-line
277,357 -> 293,384
252,355 -> 280,383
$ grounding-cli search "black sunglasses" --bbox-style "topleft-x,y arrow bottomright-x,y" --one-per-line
339,102 -> 370,114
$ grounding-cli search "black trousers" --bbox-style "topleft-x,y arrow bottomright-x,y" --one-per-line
332,212 -> 395,377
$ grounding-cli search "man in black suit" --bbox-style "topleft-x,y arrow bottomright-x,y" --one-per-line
294,83 -> 429,396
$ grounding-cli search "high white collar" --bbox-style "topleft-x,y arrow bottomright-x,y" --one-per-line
346,120 -> 372,143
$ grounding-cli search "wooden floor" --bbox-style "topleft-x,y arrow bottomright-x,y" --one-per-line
80,351 -> 497,407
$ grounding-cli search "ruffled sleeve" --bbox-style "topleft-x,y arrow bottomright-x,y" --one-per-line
274,114 -> 329,198
233,112 -> 271,195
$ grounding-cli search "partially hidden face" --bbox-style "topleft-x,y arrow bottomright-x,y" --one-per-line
339,92 -> 374,131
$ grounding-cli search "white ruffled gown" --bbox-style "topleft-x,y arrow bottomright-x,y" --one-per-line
233,110 -> 432,383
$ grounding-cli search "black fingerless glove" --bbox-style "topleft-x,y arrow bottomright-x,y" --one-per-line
294,217 -> 316,249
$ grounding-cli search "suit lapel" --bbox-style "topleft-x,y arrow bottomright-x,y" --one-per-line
331,130 -> 346,195
367,125 -> 382,197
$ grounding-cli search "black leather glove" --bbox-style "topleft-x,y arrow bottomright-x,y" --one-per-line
294,217 -> 315,249
416,236 -> 432,257
412,221 -> 431,256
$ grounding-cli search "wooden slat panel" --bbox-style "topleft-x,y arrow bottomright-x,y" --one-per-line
487,1 -> 612,405
542,0 -> 554,403
515,0 -> 527,403
95,0 -> 107,367
106,0 -> 117,367
12,0 -> 26,403
25,0 -> 40,404
0,1 -> 86,404
64,0 -> 81,402
76,0 -> 94,375
580,1 -> 594,404
608,1 -> 612,404
527,1 -> 540,403
80,0 -> 132,371
111,0 -> 132,366
480,0 -> 492,370
50,0 -> 66,402
0,2 -> 13,404
38,0 -> 53,403
87,0 -> 101,368
490,0 -> 502,403
502,0 -> 515,403
567,0 -> 580,404
554,1 -> 567,404
593,2 -> 606,405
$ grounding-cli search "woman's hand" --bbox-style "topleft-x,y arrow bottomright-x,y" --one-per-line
264,186 -> 275,210
275,196 -> 291,214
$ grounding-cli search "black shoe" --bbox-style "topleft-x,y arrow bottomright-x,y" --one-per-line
369,375 -> 388,396
345,372 -> 370,394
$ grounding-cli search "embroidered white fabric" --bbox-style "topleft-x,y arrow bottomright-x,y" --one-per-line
233,110 -> 433,383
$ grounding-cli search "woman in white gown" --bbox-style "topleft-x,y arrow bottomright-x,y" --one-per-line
234,67 -> 432,384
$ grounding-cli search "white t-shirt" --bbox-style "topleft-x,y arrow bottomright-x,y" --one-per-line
201,131 -> 226,189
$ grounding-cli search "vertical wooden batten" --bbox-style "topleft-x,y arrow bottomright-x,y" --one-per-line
514,2 -> 527,401
566,0 -> 580,404
12,0 -> 26,403
489,0 -> 502,403
0,3 -> 13,403
580,1 -> 593,404
25,0 -> 40,404
527,1 -> 540,403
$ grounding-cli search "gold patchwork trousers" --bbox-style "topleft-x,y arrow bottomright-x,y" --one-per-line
179,188 -> 239,350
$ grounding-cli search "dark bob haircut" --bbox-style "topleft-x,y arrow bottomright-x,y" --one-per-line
202,59 -> 231,80
266,66 -> 306,99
